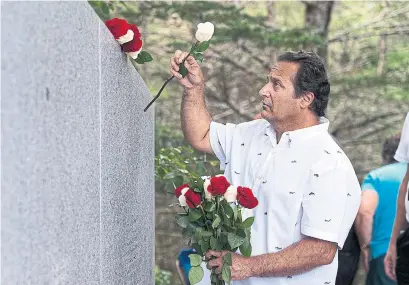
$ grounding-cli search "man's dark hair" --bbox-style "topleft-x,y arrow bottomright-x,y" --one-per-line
382,133 -> 401,164
278,51 -> 330,117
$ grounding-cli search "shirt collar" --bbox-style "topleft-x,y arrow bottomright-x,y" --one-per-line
265,117 -> 330,148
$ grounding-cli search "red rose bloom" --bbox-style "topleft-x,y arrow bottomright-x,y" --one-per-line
128,24 -> 141,39
122,37 -> 143,53
237,186 -> 258,209
174,183 -> 189,198
105,18 -> 130,39
184,189 -> 202,208
208,175 -> 230,196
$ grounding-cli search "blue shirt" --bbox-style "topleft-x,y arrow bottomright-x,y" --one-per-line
361,162 -> 407,259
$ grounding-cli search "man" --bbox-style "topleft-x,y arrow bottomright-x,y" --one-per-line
384,113 -> 409,284
355,133 -> 405,285
170,50 -> 361,284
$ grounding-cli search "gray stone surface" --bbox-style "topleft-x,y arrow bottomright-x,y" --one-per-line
1,2 -> 154,284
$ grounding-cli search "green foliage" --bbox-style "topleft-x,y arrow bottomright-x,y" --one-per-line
154,265 -> 172,285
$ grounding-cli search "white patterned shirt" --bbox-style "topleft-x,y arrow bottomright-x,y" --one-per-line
200,117 -> 361,285
394,112 -> 409,223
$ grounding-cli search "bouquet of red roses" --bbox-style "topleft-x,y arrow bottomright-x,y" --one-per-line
173,175 -> 258,285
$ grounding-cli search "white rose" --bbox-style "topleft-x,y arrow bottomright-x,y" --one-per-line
178,188 -> 189,207
116,29 -> 134,45
195,22 -> 214,42
224,185 -> 238,203
203,179 -> 213,200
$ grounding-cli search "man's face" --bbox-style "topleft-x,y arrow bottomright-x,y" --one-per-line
259,61 -> 303,123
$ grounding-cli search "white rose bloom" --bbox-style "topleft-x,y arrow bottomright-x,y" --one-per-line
224,185 -> 238,203
116,29 -> 134,45
203,179 -> 213,200
195,22 -> 214,42
178,188 -> 189,207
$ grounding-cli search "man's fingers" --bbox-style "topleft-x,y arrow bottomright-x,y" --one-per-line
205,250 -> 222,260
178,52 -> 189,64
170,57 -> 179,71
170,69 -> 182,79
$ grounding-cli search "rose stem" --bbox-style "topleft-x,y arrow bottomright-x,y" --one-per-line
143,41 -> 199,112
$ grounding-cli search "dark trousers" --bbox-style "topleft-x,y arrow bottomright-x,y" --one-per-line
336,251 -> 360,285
396,228 -> 409,285
366,254 -> 397,285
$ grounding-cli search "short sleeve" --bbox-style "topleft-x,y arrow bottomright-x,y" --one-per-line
361,172 -> 377,192
301,165 -> 361,249
209,121 -> 237,170
395,113 -> 409,163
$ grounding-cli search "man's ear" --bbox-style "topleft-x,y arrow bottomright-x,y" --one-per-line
300,92 -> 315,109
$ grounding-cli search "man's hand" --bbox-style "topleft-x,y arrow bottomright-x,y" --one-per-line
361,248 -> 370,272
205,250 -> 252,281
170,50 -> 204,89
384,245 -> 397,281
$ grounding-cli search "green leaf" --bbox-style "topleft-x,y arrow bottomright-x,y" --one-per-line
193,187 -> 202,193
227,233 -> 245,249
212,214 -> 221,229
195,41 -> 210,52
223,252 -> 232,266
191,243 -> 203,256
179,63 -> 188,77
222,264 -> 231,284
210,236 -> 217,249
199,239 -> 210,253
238,217 -> 255,229
192,52 -> 204,63
189,254 -> 202,267
204,202 -> 216,212
201,231 -> 213,238
135,51 -> 153,64
177,216 -> 190,228
221,200 -> 234,218
163,172 -> 176,179
189,209 -> 203,222
195,227 -> 204,239
188,266 -> 204,285
240,242 -> 252,257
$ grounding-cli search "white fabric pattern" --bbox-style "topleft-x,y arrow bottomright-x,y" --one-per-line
205,117 -> 361,285
394,112 -> 409,223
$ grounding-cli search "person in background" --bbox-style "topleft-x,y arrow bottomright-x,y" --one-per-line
355,133 -> 405,285
384,113 -> 409,285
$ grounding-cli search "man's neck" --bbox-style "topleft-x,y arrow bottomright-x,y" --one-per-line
272,114 -> 320,143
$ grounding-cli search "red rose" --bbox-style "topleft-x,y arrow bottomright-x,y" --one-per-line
105,18 -> 129,39
122,37 -> 143,52
208,175 -> 230,196
174,183 -> 189,198
184,189 -> 202,208
128,24 -> 141,39
237,186 -> 258,209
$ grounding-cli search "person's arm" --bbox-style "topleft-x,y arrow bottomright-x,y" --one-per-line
206,238 -> 336,280
355,190 -> 378,249
249,237 -> 337,277
170,50 -> 213,154
389,168 -> 409,246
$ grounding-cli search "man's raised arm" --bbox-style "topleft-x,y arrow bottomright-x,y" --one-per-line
170,50 -> 214,154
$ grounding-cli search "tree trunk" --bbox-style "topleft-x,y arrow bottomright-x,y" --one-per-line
304,1 -> 334,66
377,33 -> 387,76
266,0 -> 276,28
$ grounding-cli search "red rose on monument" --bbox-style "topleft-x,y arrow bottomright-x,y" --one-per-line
122,37 -> 143,59
208,175 -> 230,196
237,186 -> 258,209
184,190 -> 202,208
105,18 -> 128,38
